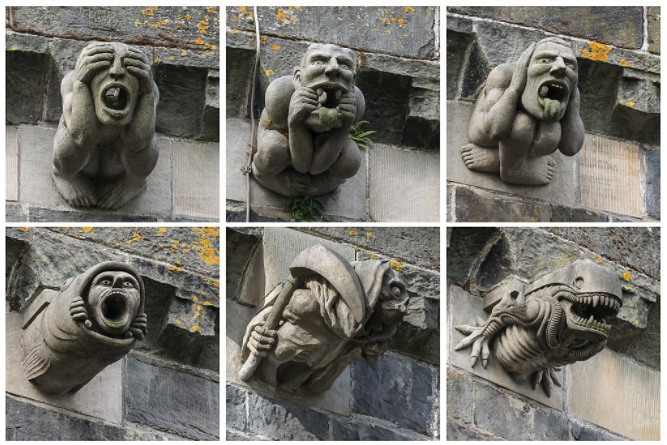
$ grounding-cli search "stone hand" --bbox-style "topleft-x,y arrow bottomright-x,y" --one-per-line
124,49 -> 153,95
75,43 -> 114,84
247,325 -> 278,357
288,87 -> 318,124
454,317 -> 492,368
127,312 -> 148,340
338,91 -> 357,125
70,295 -> 93,329
509,42 -> 536,93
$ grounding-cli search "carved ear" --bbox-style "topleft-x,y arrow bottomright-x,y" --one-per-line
293,67 -> 302,87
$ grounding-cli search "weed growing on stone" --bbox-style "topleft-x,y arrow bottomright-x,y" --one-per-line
283,196 -> 326,222
349,120 -> 376,149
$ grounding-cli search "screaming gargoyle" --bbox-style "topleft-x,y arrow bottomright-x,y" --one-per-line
454,260 -> 622,397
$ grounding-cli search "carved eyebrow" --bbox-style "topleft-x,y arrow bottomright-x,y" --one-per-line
534,51 -> 577,65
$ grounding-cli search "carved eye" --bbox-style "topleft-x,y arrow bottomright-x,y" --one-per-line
101,279 -> 112,286
574,277 -> 584,289
391,286 -> 402,297
312,60 -> 323,66
538,58 -> 551,64
123,281 -> 134,288
340,64 -> 351,70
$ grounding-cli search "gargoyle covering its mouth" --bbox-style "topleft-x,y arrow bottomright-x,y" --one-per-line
313,83 -> 346,131
537,80 -> 569,121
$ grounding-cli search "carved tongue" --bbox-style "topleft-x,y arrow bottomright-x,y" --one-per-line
541,97 -> 562,120
104,87 -> 126,110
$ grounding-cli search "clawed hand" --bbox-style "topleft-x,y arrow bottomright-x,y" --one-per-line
126,312 -> 148,340
338,90 -> 357,124
123,48 -> 153,95
75,43 -> 114,84
454,316 -> 491,368
247,324 -> 278,357
289,87 -> 318,124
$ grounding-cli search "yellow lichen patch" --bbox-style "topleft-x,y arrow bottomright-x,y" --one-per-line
260,36 -> 267,45
184,14 -> 191,20
181,50 -> 187,56
626,101 -> 635,108
398,18 -> 404,27
169,56 -> 175,61
595,257 -> 603,263
155,58 -> 162,63
265,69 -> 275,76
366,232 -> 373,238
230,30 -> 239,34
141,6 -> 157,17
580,42 -> 612,62
20,227 -> 28,232
619,59 -> 628,67
271,45 -> 281,50
276,7 -> 298,24
370,254 -> 376,259
390,260 -> 403,271
196,37 -> 204,45
159,227 -> 167,232
204,301 -> 212,306
175,320 -> 181,325
81,227 -> 93,232
175,260 -> 181,265
191,227 -> 220,266
404,6 -> 415,13
10,47 -> 18,51
193,296 -> 199,301
385,30 -> 392,34
349,230 -> 357,236
197,20 -> 208,34
623,272 -> 632,281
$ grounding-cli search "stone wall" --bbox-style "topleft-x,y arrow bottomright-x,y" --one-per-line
226,7 -> 440,222
6,6 -> 220,221
6,227 -> 220,440
447,7 -> 660,222
227,227 -> 440,440
447,227 -> 660,440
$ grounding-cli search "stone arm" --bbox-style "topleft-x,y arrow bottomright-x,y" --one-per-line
122,49 -> 159,152
65,75 -> 105,149
288,87 -> 318,173
557,87 -> 585,156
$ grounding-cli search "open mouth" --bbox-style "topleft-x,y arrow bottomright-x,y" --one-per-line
559,293 -> 621,343
103,85 -> 129,111
101,292 -> 129,323
315,86 -> 343,110
537,80 -> 568,120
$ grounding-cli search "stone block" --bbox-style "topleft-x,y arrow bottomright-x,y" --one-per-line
226,46 -> 254,117
25,207 -> 158,222
172,140 -> 220,220
226,228 -> 263,303
644,149 -> 660,219
7,126 -> 19,202
6,312 -> 124,424
447,101 -> 579,208
446,368 -> 473,424
227,6 -> 438,59
126,354 -> 219,440
6,202 -> 23,222
647,7 -> 660,54
447,16 -> 474,100
447,227 -> 499,285
448,286 -> 563,409
450,185 -> 551,222
226,118 -> 368,221
579,134 -> 643,217
568,349 -> 659,440
155,64 -> 209,139
202,70 -> 220,141
569,419 -> 626,441
449,7 -> 644,49
7,47 -> 49,124
447,420 -> 496,441
402,81 -> 440,150
369,144 -> 439,222
549,205 -> 611,222
247,392 -> 329,441
226,384 -> 247,432
352,353 -> 434,433
332,418 -> 428,441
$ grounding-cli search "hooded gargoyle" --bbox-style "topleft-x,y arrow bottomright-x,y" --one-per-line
239,245 -> 409,393
22,262 -> 147,395
455,260 -> 622,397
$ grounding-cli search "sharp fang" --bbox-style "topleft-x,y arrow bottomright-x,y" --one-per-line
335,90 -> 342,100
592,295 -> 600,307
316,88 -> 324,96
588,315 -> 595,324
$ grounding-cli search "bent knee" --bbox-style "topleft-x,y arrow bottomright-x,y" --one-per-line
254,131 -> 291,174
330,141 -> 361,178
510,111 -> 535,137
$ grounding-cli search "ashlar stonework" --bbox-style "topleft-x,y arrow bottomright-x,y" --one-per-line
239,245 -> 408,393
252,44 -> 365,197
52,42 -> 159,209
455,260 -> 621,397
21,262 -> 147,395
461,38 -> 585,185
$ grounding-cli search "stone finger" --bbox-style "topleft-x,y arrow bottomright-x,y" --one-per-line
128,327 -> 145,340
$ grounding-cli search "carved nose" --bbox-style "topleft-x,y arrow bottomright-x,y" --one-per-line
325,58 -> 339,76
551,57 -> 566,76
109,57 -> 125,79
112,275 -> 125,288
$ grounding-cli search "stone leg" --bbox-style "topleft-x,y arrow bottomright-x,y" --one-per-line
252,129 -> 311,197
52,124 -> 98,207
461,143 -> 501,173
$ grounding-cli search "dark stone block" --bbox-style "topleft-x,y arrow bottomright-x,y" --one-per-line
155,64 -> 208,138
247,393 -> 329,440
226,384 -> 246,432
446,368 -> 473,424
447,227 -> 499,286
6,202 -> 23,223
570,419 -> 625,441
452,186 -> 551,222
7,50 -> 49,124
352,353 -> 433,433
387,297 -> 440,364
446,16 -> 474,100
332,418 -> 427,440
26,207 -> 157,222
534,406 -> 569,441
226,47 -> 254,117
447,420 -> 496,440
644,149 -> 660,219
202,71 -> 220,141
647,7 -> 660,54
473,383 -> 533,440
550,205 -> 611,222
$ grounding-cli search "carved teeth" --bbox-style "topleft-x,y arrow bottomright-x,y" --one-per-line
316,88 -> 324,96
592,295 -> 600,307
588,315 -> 595,324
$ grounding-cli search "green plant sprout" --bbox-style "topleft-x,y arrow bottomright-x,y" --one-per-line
349,120 -> 376,149
283,195 -> 326,222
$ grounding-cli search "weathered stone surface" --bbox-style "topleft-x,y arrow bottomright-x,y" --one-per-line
447,227 -> 499,286
644,149 -> 660,219
226,228 -> 262,302
202,70 -> 220,141
6,126 -> 19,201
447,16 -> 474,100
548,227 -> 660,279
171,141 -> 220,220
447,420 -> 496,441
6,395 -> 185,441
247,393 -> 329,441
226,46 -> 254,117
6,48 -> 49,124
450,185 -> 551,222
24,207 -> 158,222
6,202 -> 23,222
402,79 -> 440,150
569,419 -> 626,441
332,418 -> 428,441
126,354 -> 219,440
647,7 -> 660,55
448,286 -> 563,409
550,205 -> 611,222
156,64 -> 208,138
302,227 -> 440,271
612,297 -> 659,370
449,7 -> 644,49
447,102 -> 579,207
226,384 -> 246,432
579,134 -> 643,218
473,383 -> 533,440
386,296 -> 439,364
227,6 -> 437,59
352,353 -> 433,433
226,429 -> 268,441
446,368 -> 472,424
7,312 -> 124,424
568,349 -> 659,440
369,144 -> 439,222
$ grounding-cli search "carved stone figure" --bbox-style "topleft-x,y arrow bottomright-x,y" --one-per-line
461,38 -> 585,185
52,42 -> 159,209
252,43 -> 365,197
455,260 -> 621,397
239,245 -> 408,393
22,262 -> 148,395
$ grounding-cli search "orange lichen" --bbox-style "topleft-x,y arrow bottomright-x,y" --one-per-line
580,42 -> 612,62
404,6 -> 415,13
623,272 -> 632,281
390,261 -> 403,272
349,230 -> 357,236
271,44 -> 281,50
619,59 -> 628,67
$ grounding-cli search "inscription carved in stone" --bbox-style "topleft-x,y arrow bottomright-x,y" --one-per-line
21,262 -> 147,395
52,42 -> 159,209
239,245 -> 408,393
461,38 -> 585,185
252,43 -> 365,197
455,260 -> 622,397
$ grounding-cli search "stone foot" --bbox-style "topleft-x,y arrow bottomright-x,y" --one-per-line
500,155 -> 555,185
461,143 -> 501,173
52,172 -> 98,207
97,176 -> 146,209
252,164 -> 312,198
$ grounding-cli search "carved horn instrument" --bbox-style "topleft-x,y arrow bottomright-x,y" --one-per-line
238,245 -> 364,381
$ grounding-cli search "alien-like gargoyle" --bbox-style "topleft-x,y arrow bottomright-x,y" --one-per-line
21,262 -> 147,395
252,44 -> 366,197
461,38 -> 585,185
455,260 -> 621,397
239,245 -> 408,393
52,42 -> 159,209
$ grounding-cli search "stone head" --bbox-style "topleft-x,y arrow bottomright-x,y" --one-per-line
377,268 -> 409,326
86,270 -> 142,336
86,42 -> 143,127
521,38 -> 578,122
293,43 -> 357,95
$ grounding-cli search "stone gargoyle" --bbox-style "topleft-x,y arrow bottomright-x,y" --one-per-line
52,42 -> 159,209
455,260 -> 622,397
461,37 -> 585,185
21,262 -> 148,395
239,245 -> 408,393
251,43 -> 365,197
